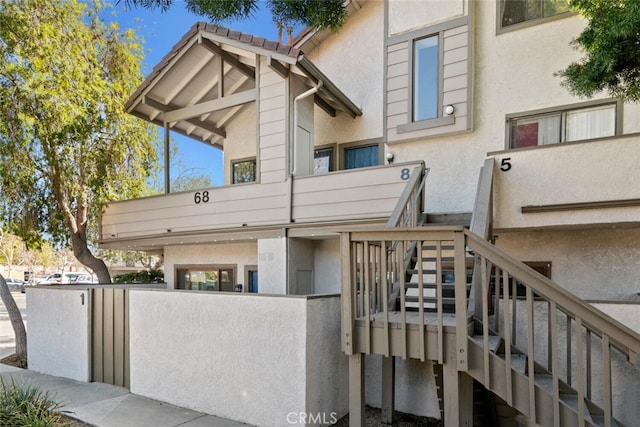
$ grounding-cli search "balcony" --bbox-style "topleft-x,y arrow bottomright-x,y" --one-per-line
490,134 -> 640,231
99,161 -> 424,249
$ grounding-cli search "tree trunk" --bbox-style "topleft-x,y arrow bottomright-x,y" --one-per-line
70,232 -> 111,283
0,275 -> 27,364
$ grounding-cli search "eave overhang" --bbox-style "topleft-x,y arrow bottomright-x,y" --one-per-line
125,22 -> 361,148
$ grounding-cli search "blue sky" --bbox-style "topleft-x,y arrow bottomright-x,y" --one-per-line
106,1 -> 283,188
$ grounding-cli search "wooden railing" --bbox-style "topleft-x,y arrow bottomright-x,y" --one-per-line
386,164 -> 428,228
466,230 -> 640,426
341,227 -> 640,425
341,227 -> 470,368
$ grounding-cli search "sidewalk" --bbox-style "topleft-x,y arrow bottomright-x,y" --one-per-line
0,363 -> 251,427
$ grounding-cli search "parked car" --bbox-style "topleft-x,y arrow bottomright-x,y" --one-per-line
37,272 -> 81,285
3,278 -> 25,292
70,274 -> 98,284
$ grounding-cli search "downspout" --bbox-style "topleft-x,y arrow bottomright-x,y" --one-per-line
287,81 -> 322,295
289,80 -> 323,222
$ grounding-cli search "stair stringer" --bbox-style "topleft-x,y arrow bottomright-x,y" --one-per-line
466,335 -> 620,427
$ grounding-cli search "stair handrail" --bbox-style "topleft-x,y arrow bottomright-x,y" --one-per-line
386,163 -> 428,229
465,229 -> 640,362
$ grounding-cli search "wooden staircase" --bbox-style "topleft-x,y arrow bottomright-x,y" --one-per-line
342,160 -> 640,426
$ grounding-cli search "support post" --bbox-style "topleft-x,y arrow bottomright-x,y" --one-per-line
443,360 -> 473,427
164,122 -> 170,194
381,356 -> 395,424
349,353 -> 366,427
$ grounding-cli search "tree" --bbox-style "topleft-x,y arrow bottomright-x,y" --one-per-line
0,0 -> 157,284
0,230 -> 26,365
121,0 -> 346,32
559,0 -> 640,101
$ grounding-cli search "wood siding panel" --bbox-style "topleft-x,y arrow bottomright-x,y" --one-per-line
386,21 -> 470,143
292,163 -> 422,223
259,120 -> 286,137
260,145 -> 286,161
101,182 -> 290,239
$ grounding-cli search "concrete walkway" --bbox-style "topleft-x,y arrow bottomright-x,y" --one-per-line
0,363 -> 251,427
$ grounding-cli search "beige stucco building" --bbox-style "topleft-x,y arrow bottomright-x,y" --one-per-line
91,1 -> 640,425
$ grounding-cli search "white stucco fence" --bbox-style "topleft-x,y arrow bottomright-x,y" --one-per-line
128,290 -> 347,427
27,287 -> 91,382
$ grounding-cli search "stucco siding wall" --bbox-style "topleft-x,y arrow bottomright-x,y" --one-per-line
129,291 -> 345,427
313,239 -> 341,295
305,297 -> 348,423
388,0 -> 466,36
258,237 -> 287,294
27,288 -> 90,382
164,242 -> 257,289
492,136 -> 640,230
365,356 -> 440,418
308,0 -> 384,145
496,228 -> 640,300
223,105 -> 257,184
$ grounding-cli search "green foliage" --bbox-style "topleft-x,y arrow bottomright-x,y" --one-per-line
559,0 -> 640,101
0,0 -> 157,249
113,269 -> 164,283
0,377 -> 69,426
121,0 -> 346,32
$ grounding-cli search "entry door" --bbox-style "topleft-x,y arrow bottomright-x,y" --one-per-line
248,270 -> 258,293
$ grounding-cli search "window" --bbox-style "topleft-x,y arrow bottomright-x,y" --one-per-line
232,158 -> 256,184
344,144 -> 379,170
413,35 -> 439,122
508,103 -> 617,149
500,0 -> 571,29
176,266 -> 236,292
313,147 -> 334,174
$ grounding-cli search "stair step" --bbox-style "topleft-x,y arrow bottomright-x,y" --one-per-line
561,394 -> 595,424
469,334 -> 502,354
511,354 -> 527,374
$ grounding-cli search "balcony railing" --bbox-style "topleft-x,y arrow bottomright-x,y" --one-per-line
100,161 -> 423,246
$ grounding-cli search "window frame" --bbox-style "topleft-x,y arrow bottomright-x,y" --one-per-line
231,157 -> 257,184
505,99 -> 623,150
175,264 -> 237,292
313,143 -> 336,175
497,0 -> 575,33
389,19 -> 466,134
341,139 -> 383,170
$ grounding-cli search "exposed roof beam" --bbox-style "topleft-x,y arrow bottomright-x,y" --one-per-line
162,89 -> 256,123
200,38 -> 255,81
200,74 -> 250,122
131,110 -> 224,150
314,94 -> 336,117
267,56 -> 289,79
142,96 -> 227,138
297,56 -> 362,118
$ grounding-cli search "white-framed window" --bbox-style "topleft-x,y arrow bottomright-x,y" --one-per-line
507,102 -> 618,149
232,158 -> 256,184
500,0 -> 571,30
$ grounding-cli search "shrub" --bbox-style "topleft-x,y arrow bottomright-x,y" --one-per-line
0,377 -> 70,426
112,269 -> 164,284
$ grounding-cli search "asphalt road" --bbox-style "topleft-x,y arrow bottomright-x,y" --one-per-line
0,290 -> 26,359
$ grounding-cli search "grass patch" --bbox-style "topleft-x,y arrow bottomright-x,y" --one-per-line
0,376 -> 72,426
